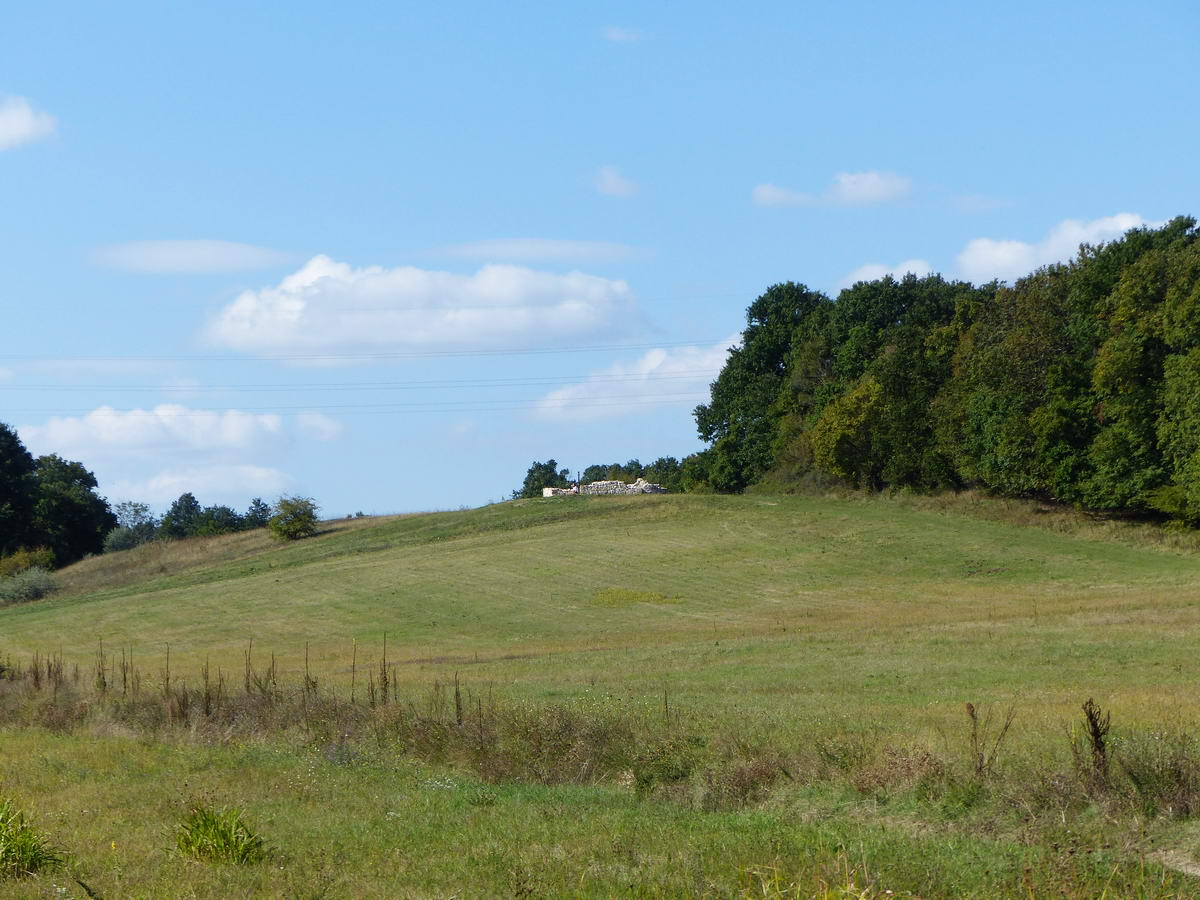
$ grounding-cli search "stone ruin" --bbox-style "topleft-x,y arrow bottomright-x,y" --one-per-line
543,478 -> 666,498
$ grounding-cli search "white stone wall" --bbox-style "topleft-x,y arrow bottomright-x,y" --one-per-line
580,478 -> 666,495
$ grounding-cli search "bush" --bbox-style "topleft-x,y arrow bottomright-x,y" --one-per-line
0,547 -> 54,578
0,798 -> 62,878
0,568 -> 56,606
103,526 -> 144,553
267,496 -> 320,541
176,804 -> 268,864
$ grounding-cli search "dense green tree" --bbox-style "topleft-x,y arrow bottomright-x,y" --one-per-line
30,455 -> 116,564
689,216 -> 1200,520
160,492 -> 203,538
513,459 -> 570,499
0,424 -> 36,556
244,497 -> 272,529
642,457 -> 684,492
694,284 -> 832,491
581,460 -> 644,484
192,504 -> 244,536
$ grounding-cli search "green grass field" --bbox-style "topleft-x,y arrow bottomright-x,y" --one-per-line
4,493 -> 1200,897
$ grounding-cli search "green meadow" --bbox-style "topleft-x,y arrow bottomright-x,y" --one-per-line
4,493 -> 1200,897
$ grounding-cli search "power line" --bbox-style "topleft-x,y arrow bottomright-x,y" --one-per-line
0,338 -> 730,364
5,393 -> 710,416
0,370 -> 719,393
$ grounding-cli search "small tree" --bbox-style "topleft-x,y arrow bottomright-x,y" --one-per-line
111,500 -> 158,547
160,492 -> 202,538
268,496 -> 319,541
244,497 -> 272,529
193,504 -> 244,536
513,459 -> 571,499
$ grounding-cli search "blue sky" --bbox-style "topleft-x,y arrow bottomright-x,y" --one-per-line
2,0 -> 1197,514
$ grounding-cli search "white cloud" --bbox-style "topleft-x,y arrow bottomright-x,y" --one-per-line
602,26 -> 643,42
109,465 -> 290,505
206,255 -> 637,355
434,238 -> 640,264
18,405 -> 339,507
596,165 -> 638,197
0,366 -> 12,382
534,335 -> 738,421
837,258 -> 933,290
296,412 -> 343,441
751,184 -> 813,208
0,95 -> 55,151
91,239 -> 296,274
956,213 -> 1155,282
19,405 -> 286,459
827,171 -> 911,206
753,170 -> 912,208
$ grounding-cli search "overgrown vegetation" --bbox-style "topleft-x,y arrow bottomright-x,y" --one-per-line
176,804 -> 269,864
2,647 -> 1200,894
0,567 -> 56,606
0,797 -> 61,879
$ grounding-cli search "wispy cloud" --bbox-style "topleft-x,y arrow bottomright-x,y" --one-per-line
533,336 -> 738,421
837,259 -> 933,290
602,26 -> 643,42
956,213 -> 1156,282
433,238 -> 642,264
753,170 -> 912,208
20,405 -> 287,456
207,255 -> 638,355
18,405 -> 339,506
595,165 -> 638,197
0,95 -> 55,151
108,465 -> 291,506
296,412 -> 343,441
91,239 -> 297,274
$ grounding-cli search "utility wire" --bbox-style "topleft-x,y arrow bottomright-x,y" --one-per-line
0,370 -> 719,393
0,338 -> 730,363
4,393 -> 709,416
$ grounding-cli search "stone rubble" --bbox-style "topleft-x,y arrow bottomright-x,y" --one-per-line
542,478 -> 667,498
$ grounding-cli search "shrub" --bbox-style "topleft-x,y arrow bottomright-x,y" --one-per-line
176,804 -> 268,864
1117,730 -> 1200,819
268,496 -> 320,541
632,736 -> 704,798
0,568 -> 57,606
0,547 -> 54,578
0,798 -> 62,878
103,526 -> 144,553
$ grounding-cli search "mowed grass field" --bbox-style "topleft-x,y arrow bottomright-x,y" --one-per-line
5,493 -> 1200,897
7,493 -> 1200,729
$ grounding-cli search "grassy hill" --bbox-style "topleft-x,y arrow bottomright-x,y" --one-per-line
8,492 -> 1200,727
4,493 -> 1200,896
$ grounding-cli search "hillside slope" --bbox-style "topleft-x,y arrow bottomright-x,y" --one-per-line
5,493 -> 1199,730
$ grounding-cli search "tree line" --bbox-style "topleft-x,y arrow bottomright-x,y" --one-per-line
520,217 -> 1200,522
0,423 -> 315,572
513,457 -> 689,498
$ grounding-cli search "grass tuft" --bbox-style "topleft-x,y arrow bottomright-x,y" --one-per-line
176,803 -> 269,864
0,798 -> 62,878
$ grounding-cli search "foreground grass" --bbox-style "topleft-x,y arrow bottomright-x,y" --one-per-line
1,727 -> 1194,899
